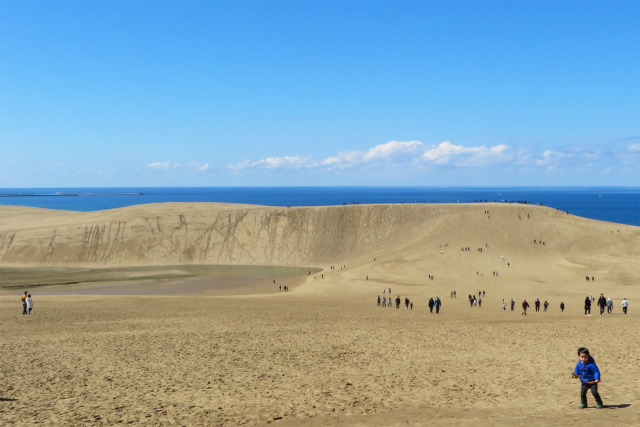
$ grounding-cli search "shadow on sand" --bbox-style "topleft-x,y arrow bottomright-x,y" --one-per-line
0,397 -> 18,402
602,404 -> 631,409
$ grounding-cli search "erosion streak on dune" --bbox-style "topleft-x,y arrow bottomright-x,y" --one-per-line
2,203 -> 637,268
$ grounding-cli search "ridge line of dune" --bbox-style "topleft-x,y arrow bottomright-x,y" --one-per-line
0,203 -> 637,267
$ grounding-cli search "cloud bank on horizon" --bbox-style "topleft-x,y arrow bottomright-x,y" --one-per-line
222,139 -> 640,175
137,139 -> 640,185
227,140 -> 513,170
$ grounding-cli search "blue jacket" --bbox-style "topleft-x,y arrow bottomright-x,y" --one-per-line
574,357 -> 600,383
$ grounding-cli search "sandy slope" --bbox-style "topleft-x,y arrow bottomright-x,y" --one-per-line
0,202 -> 639,426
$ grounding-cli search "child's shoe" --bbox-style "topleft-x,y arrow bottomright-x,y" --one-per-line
579,403 -> 587,409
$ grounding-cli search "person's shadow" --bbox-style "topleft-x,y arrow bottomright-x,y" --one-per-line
0,398 -> 18,402
601,404 -> 631,409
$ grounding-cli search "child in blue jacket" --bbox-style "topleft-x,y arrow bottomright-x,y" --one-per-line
572,347 -> 604,409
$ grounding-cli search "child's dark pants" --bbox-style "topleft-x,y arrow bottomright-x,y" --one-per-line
581,383 -> 603,407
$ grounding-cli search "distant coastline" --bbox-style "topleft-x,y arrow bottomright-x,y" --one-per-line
0,192 -> 144,197
0,186 -> 638,226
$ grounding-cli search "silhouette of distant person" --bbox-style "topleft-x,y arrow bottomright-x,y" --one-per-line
584,296 -> 591,316
21,291 -> 28,315
434,297 -> 442,314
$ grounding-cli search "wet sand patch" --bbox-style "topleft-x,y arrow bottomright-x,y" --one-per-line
0,265 -> 321,296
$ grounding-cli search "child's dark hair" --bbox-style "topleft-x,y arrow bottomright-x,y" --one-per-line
578,347 -> 590,356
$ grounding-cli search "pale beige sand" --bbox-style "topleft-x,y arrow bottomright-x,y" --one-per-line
1,202 -> 639,425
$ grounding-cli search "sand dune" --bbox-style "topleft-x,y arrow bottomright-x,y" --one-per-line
1,202 -> 638,268
1,202 -> 639,425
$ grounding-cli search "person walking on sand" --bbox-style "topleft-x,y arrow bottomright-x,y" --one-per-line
584,296 -> 591,316
543,300 -> 549,312
502,299 -> 506,310
405,297 -> 410,310
21,291 -> 28,315
435,297 -> 442,314
606,298 -> 613,314
622,298 -> 628,314
561,302 -> 565,312
382,296 -> 386,307
26,294 -> 33,314
428,297 -> 435,313
572,347 -> 604,409
395,296 -> 401,309
522,299 -> 530,316
377,295 -> 381,307
510,299 -> 515,311
535,298 -> 541,312
597,294 -> 607,316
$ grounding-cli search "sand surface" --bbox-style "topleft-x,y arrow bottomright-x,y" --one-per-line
0,265 -> 319,296
1,202 -> 639,425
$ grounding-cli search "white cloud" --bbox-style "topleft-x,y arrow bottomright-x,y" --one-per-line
146,161 -> 172,170
319,141 -> 423,170
421,141 -> 511,167
535,150 -> 568,166
363,140 -> 423,162
146,161 -> 209,172
233,140 -> 517,173
229,156 -> 311,170
221,139 -> 633,178
250,155 -> 310,169
621,144 -> 640,166
514,149 -> 532,165
321,151 -> 363,169
228,160 -> 251,170
187,162 -> 209,171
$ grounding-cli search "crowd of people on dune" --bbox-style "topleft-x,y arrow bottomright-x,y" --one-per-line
368,228 -> 631,318
372,290 -> 629,317
376,288 -> 443,313
297,256 -> 630,319
583,293 -> 628,316
367,233 -> 631,318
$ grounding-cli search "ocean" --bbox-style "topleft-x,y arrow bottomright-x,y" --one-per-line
1,187 -> 638,226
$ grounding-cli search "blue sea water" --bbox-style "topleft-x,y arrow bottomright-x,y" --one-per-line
1,187 -> 638,226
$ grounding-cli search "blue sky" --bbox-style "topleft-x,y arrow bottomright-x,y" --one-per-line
1,0 -> 638,187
